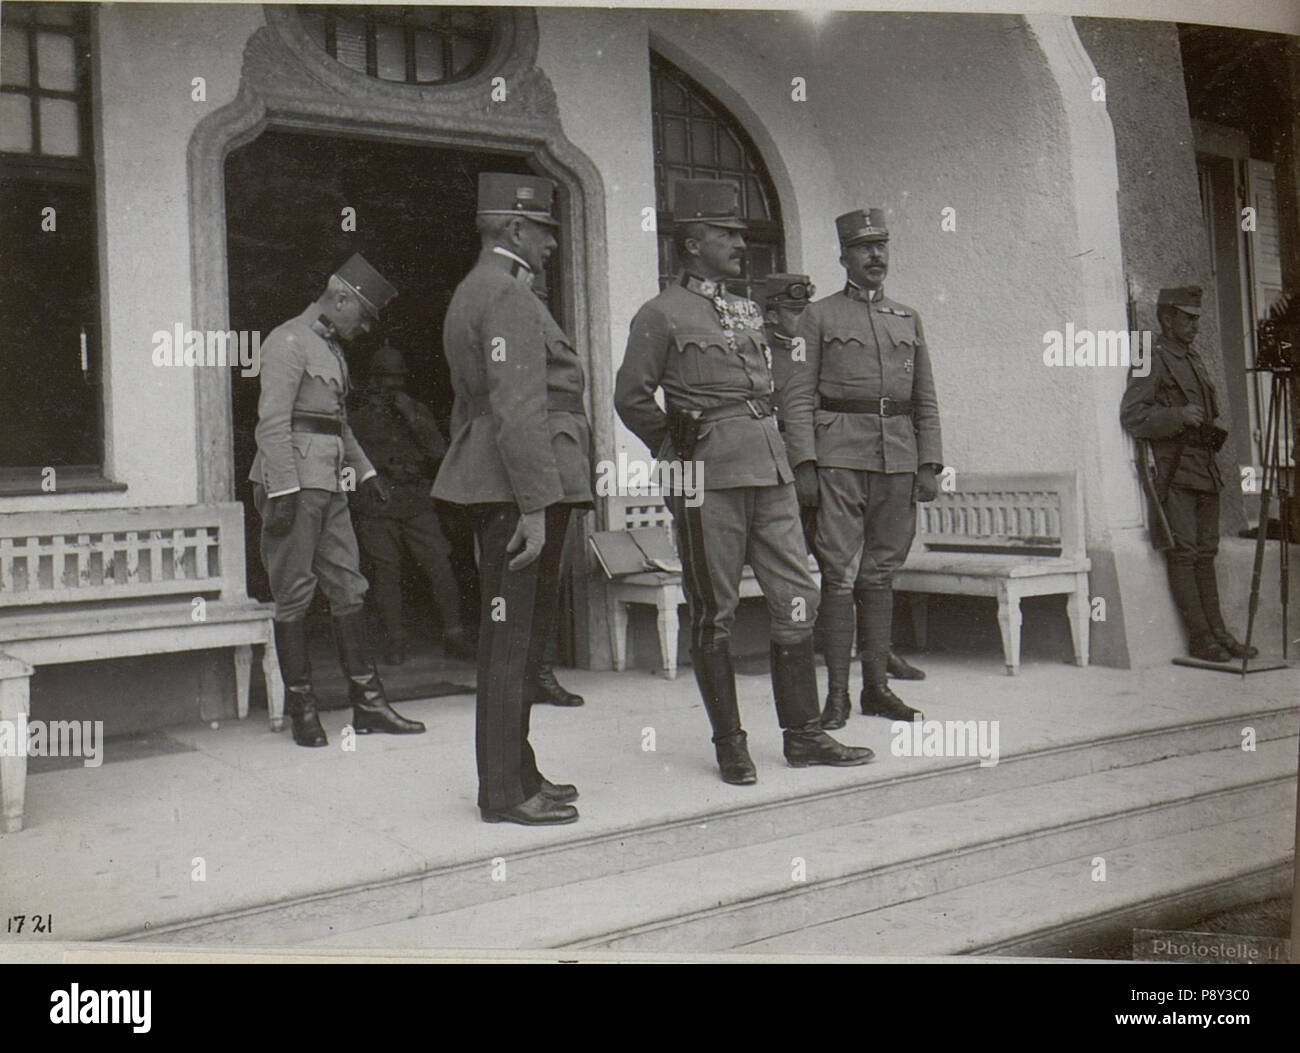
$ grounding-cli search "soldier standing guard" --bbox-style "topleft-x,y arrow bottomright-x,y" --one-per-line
348,344 -> 475,665
249,253 -> 427,748
1120,285 -> 1256,662
783,210 -> 943,731
433,173 -> 593,826
615,179 -> 874,785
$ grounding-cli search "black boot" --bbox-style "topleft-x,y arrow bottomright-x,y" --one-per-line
692,645 -> 757,785
819,591 -> 855,729
1167,563 -> 1231,662
274,619 -> 327,748
887,650 -> 927,680
1195,561 -> 1258,659
772,638 -> 875,767
857,588 -> 924,720
530,663 -> 585,707
333,610 -> 426,734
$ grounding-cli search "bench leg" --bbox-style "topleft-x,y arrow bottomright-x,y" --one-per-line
908,593 -> 929,650
0,659 -> 33,834
1067,576 -> 1091,668
610,599 -> 629,673
262,625 -> 286,733
657,589 -> 680,680
233,645 -> 252,721
996,582 -> 1022,676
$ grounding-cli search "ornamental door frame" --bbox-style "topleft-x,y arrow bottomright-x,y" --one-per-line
187,5 -> 612,515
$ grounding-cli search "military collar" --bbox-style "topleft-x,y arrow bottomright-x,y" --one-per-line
491,246 -> 535,285
1156,332 -> 1195,359
844,282 -> 912,316
311,314 -> 340,342
680,272 -> 728,301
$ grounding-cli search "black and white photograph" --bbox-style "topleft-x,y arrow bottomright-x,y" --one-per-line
0,0 -> 1297,984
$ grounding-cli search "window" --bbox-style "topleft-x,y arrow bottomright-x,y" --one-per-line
650,51 -> 785,295
299,5 -> 498,86
0,2 -> 106,481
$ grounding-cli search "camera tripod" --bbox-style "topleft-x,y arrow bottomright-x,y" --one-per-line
1241,364 -> 1295,676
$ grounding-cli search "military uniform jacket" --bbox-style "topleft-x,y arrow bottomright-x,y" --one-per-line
248,304 -> 375,495
432,250 -> 593,514
615,276 -> 792,489
348,392 -> 447,519
1120,333 -> 1224,493
782,286 -> 943,474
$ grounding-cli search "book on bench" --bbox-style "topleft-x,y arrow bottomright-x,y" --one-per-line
588,527 -> 681,578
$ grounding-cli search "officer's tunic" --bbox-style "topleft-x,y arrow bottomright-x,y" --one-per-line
782,284 -> 943,592
615,274 -> 819,650
248,304 -> 375,621
348,390 -> 460,642
1120,333 -> 1224,565
433,248 -> 593,813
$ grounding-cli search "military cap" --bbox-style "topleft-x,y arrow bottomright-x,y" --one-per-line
370,344 -> 409,376
1157,285 -> 1203,315
761,273 -> 816,306
477,172 -> 559,227
672,179 -> 747,230
836,208 -> 889,247
334,253 -> 398,317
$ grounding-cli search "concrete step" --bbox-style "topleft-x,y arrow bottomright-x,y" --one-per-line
741,814 -> 1294,958
133,705 -> 1296,946
305,737 -> 1296,952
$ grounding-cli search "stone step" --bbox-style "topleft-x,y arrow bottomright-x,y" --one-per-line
135,705 -> 1296,946
304,737 -> 1296,952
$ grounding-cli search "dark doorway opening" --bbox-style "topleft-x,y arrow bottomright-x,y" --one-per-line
223,129 -> 562,686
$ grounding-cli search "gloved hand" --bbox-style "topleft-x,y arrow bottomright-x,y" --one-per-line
265,492 -> 299,537
794,461 -> 820,508
507,508 -> 547,570
1179,404 -> 1205,428
360,475 -> 391,504
912,464 -> 940,503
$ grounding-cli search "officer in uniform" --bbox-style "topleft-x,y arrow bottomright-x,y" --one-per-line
1120,285 -> 1256,662
615,180 -> 874,785
250,254 -> 426,748
433,173 -> 593,826
348,344 -> 475,665
765,273 -> 927,683
783,210 -> 943,731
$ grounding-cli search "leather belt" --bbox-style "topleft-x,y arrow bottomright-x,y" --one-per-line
291,413 -> 343,436
819,396 -> 913,417
669,397 -> 774,423
468,391 -> 586,418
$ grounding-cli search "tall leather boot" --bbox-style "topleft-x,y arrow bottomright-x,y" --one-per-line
332,610 -> 426,734
857,587 -> 923,720
887,650 -> 927,680
274,618 -> 327,748
692,645 -> 756,785
819,591 -> 855,730
1195,560 -> 1258,659
530,663 -> 585,707
773,638 -> 875,767
1167,562 -> 1230,661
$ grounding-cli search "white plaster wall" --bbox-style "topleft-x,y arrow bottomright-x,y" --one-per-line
0,3 -> 263,514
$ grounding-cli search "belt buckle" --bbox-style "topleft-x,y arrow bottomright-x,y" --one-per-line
745,398 -> 766,419
879,397 -> 890,416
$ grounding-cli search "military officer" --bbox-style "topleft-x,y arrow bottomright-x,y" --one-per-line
783,210 -> 943,731
250,254 -> 426,748
1120,285 -> 1256,662
615,180 -> 874,786
765,273 -> 927,683
348,344 -> 475,665
432,172 -> 593,826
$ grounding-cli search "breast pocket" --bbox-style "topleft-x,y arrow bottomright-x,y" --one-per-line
821,329 -> 870,382
672,333 -> 733,388
879,316 -> 918,396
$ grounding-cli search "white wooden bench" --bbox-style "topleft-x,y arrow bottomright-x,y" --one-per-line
894,470 -> 1091,675
0,503 -> 283,832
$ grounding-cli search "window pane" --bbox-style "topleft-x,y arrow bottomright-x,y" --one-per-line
658,78 -> 687,114
2,28 -> 30,87
38,96 -> 79,156
747,177 -> 768,220
413,31 -> 443,82
691,120 -> 716,166
450,34 -> 479,76
37,31 -> 76,92
718,128 -> 742,169
333,16 -> 367,72
375,23 -> 405,81
300,9 -> 326,49
0,93 -> 32,152
660,117 -> 687,164
37,5 -> 74,25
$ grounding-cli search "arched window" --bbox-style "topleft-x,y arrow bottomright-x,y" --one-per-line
650,51 -> 785,296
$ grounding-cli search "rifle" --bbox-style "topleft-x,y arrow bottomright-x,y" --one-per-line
1126,277 -> 1176,551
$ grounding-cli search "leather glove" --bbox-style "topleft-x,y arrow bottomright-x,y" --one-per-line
265,492 -> 298,537
1179,404 -> 1205,428
794,462 -> 820,508
912,464 -> 940,503
507,508 -> 547,571
360,475 -> 391,504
